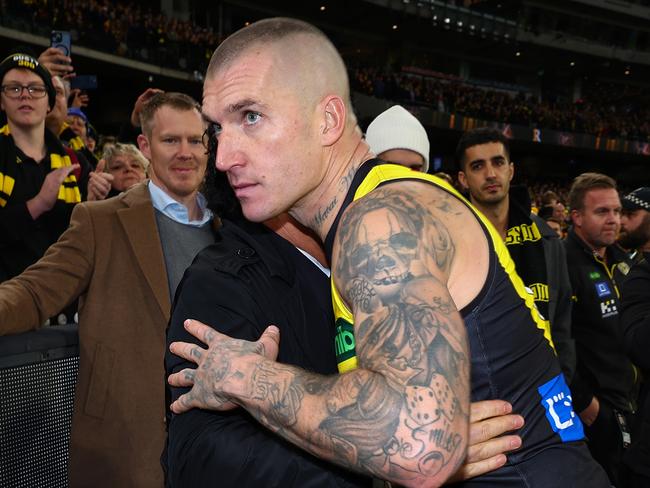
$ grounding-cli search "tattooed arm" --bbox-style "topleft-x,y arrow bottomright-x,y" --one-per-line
169,186 -> 470,487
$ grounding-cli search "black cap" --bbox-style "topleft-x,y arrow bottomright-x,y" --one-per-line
622,187 -> 650,211
0,53 -> 56,109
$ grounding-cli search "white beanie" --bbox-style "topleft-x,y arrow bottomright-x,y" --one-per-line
365,105 -> 430,173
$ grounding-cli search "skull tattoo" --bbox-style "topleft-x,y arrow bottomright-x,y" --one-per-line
348,207 -> 419,302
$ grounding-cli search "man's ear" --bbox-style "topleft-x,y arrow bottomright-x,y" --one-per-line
457,171 -> 469,190
509,161 -> 515,182
571,209 -> 582,228
137,133 -> 151,160
319,95 -> 346,146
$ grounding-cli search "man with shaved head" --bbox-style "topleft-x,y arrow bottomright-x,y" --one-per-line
168,18 -> 608,487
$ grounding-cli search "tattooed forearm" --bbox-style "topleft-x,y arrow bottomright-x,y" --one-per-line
251,362 -> 305,427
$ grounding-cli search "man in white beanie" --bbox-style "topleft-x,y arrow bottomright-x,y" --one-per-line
365,105 -> 430,172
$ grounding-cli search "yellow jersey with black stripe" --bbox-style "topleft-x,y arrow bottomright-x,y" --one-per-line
323,161 -> 608,487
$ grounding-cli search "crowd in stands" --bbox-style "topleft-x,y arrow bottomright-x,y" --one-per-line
3,0 -> 219,72
352,66 -> 650,142
2,1 -> 649,141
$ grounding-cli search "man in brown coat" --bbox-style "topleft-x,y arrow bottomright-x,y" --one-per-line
0,92 -> 215,487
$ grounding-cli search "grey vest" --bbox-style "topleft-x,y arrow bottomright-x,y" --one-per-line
154,210 -> 215,299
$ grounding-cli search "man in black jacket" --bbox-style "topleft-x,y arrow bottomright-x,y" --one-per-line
618,187 -> 650,488
564,172 -> 637,486
456,128 -> 575,382
620,257 -> 650,488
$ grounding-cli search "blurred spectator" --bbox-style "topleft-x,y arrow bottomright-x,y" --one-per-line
564,172 -> 638,486
64,106 -> 98,168
87,143 -> 147,201
619,187 -> 650,261
69,88 -> 89,109
365,105 -> 430,172
538,205 -> 564,238
45,75 -> 93,193
119,88 -> 164,144
97,134 -> 117,156
456,127 -> 576,382
0,52 -> 81,281
541,190 -> 561,207
86,123 -> 97,152
37,46 -> 74,79
66,106 -> 88,140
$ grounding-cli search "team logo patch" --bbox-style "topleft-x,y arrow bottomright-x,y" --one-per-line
594,281 -> 611,298
600,299 -> 618,318
538,374 -> 584,442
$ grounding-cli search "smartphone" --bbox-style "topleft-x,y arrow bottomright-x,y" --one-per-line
50,30 -> 71,57
70,75 -> 98,91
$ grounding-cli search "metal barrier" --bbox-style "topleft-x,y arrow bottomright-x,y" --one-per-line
0,325 -> 79,488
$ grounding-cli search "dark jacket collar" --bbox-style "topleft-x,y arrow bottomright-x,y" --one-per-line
216,219 -> 296,285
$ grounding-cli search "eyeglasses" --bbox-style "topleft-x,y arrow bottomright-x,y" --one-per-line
1,84 -> 48,99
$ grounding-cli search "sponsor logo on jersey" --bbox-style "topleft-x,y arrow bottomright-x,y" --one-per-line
538,374 -> 584,442
334,318 -> 356,365
600,299 -> 618,318
589,271 -> 601,280
594,281 -> 611,298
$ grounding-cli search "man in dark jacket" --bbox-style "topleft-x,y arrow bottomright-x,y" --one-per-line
620,257 -> 650,488
618,187 -> 650,488
456,127 -> 575,381
564,172 -> 637,486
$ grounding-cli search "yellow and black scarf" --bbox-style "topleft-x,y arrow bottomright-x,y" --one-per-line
0,124 -> 81,207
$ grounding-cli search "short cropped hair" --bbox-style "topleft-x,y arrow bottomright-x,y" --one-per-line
207,18 -> 333,79
102,143 -> 149,173
455,127 -> 511,171
139,92 -> 201,137
568,172 -> 617,212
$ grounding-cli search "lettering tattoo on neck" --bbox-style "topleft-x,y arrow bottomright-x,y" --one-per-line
312,196 -> 338,228
338,165 -> 358,194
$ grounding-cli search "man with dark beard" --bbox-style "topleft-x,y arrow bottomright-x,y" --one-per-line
617,187 -> 650,487
618,187 -> 650,263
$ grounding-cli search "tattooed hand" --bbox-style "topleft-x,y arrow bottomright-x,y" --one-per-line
168,319 -> 280,414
